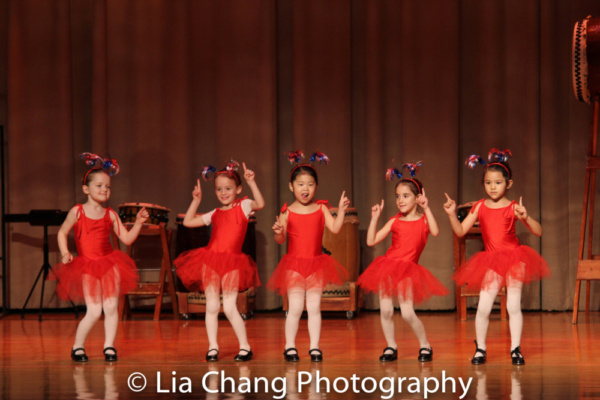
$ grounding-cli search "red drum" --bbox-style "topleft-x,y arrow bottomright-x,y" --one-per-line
573,16 -> 600,103
322,207 -> 360,281
118,203 -> 170,225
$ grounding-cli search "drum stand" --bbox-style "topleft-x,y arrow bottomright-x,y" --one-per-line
573,95 -> 600,324
20,224 -> 78,321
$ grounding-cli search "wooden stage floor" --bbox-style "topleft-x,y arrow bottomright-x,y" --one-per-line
1,310 -> 599,399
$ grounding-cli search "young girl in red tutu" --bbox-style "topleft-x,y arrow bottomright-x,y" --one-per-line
443,149 -> 550,365
357,162 -> 448,363
174,161 -> 264,362
56,153 -> 149,362
268,151 -> 349,362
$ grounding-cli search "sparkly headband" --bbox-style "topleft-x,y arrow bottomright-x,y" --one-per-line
81,152 -> 120,184
286,150 -> 329,179
202,160 -> 240,183
386,160 -> 423,194
465,148 -> 512,178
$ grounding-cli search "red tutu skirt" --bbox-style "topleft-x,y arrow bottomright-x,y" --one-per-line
174,248 -> 259,292
453,245 -> 551,291
267,254 -> 349,295
357,256 -> 449,304
53,250 -> 139,302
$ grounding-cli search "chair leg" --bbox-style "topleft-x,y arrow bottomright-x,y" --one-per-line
460,296 -> 467,321
572,279 -> 581,324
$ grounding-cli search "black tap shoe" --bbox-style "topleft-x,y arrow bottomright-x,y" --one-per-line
284,348 -> 300,362
379,347 -> 398,362
71,348 -> 88,362
309,349 -> 323,362
418,347 -> 433,362
511,346 -> 525,365
103,347 -> 118,362
206,348 -> 219,362
471,340 -> 487,365
234,349 -> 253,362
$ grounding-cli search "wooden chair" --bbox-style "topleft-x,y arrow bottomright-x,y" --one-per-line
453,225 -> 507,321
118,223 -> 178,320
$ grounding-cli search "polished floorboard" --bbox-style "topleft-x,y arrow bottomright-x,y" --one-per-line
1,309 -> 599,399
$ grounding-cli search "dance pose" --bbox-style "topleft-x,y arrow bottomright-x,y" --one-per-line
56,153 -> 149,362
268,151 -> 349,362
443,149 -> 550,365
357,162 -> 449,362
174,161 -> 264,362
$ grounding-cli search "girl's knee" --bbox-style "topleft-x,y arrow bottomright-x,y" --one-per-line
506,301 -> 522,316
85,306 -> 102,321
380,304 -> 394,320
401,311 -> 416,324
222,303 -> 239,319
205,299 -> 221,315
103,299 -> 118,315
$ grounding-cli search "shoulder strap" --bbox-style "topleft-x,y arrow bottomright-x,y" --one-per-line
316,200 -> 331,209
232,196 -> 249,208
469,199 -> 486,214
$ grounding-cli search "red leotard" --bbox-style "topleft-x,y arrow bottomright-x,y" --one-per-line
174,199 -> 259,292
267,201 -> 349,295
54,205 -> 139,302
453,199 -> 550,290
357,215 -> 449,303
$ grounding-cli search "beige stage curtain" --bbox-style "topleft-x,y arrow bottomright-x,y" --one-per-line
2,0 -> 600,312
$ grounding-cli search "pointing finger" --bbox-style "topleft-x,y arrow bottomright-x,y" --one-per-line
519,196 -> 523,206
243,162 -> 247,173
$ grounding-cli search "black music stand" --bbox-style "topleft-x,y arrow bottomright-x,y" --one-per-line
17,210 -> 78,321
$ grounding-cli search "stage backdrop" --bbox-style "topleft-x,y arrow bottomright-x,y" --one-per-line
1,0 -> 600,312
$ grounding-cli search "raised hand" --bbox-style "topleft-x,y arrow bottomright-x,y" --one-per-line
338,190 -> 350,213
192,179 -> 202,201
272,215 -> 283,235
417,188 -> 429,210
243,162 -> 256,182
443,193 -> 457,215
135,206 -> 150,225
514,196 -> 528,221
371,199 -> 384,218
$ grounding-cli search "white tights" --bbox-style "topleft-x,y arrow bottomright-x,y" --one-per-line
474,271 -> 523,356
379,293 -> 430,351
204,271 -> 249,353
285,288 -> 322,353
73,275 -> 119,353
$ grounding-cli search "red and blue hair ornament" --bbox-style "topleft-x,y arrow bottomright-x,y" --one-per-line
201,159 -> 241,184
465,148 -> 512,178
386,160 -> 423,194
81,152 -> 120,184
286,149 -> 329,179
